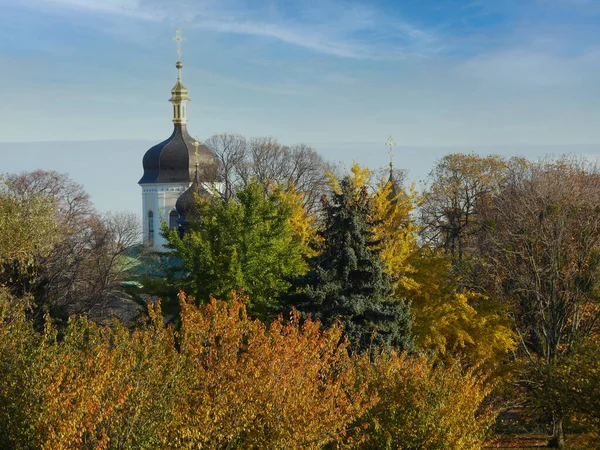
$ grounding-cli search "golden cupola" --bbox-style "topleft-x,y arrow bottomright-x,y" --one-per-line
170,60 -> 190,124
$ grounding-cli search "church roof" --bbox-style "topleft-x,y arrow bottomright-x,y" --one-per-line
139,55 -> 217,185
175,166 -> 211,219
139,124 -> 216,185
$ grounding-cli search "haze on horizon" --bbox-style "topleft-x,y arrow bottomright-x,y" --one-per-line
1,0 -> 599,214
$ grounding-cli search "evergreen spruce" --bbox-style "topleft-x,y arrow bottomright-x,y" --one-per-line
287,177 -> 413,353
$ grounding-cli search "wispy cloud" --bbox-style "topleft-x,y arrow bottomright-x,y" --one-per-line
458,50 -> 576,87
454,17 -> 600,89
33,0 -> 166,20
16,0 -> 439,60
190,18 -> 375,59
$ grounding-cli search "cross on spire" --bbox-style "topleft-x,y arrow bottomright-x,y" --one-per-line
386,135 -> 396,166
192,137 -> 202,169
172,28 -> 186,61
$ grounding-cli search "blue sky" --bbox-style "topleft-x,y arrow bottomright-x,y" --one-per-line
1,0 -> 600,213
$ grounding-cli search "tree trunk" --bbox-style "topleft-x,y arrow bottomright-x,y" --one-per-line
548,417 -> 565,449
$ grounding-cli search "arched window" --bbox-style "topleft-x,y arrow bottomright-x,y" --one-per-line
148,210 -> 155,244
169,210 -> 180,229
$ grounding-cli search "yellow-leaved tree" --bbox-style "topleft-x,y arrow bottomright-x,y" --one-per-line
0,288 -> 374,450
346,351 -> 497,450
371,170 -> 420,292
335,163 -> 515,368
279,184 -> 320,259
405,249 -> 515,368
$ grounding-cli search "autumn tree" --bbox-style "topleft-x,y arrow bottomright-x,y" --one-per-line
0,177 -> 60,285
370,168 -> 420,293
475,157 -> 600,447
71,211 -> 142,318
1,170 -> 142,321
164,180 -> 314,321
204,133 -> 248,203
170,292 -> 373,449
349,163 -> 514,367
346,352 -> 496,450
528,335 -> 600,447
403,249 -> 515,369
286,170 -> 413,353
420,153 -> 510,268
0,289 -> 373,449
4,170 -> 94,230
205,133 -> 332,210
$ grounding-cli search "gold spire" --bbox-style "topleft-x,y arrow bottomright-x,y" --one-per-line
386,135 -> 396,168
386,135 -> 400,199
169,28 -> 190,124
192,137 -> 202,170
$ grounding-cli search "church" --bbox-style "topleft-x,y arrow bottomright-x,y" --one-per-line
138,31 -> 219,249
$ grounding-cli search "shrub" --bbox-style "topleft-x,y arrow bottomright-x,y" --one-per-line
0,290 -> 372,449
349,352 -> 496,450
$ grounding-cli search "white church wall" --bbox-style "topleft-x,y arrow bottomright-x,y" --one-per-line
141,183 -> 190,249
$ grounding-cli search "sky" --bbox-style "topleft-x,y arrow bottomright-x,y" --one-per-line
1,0 -> 600,214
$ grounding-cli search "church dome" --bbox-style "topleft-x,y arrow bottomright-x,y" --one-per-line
138,58 -> 217,185
139,124 -> 216,184
175,168 -> 210,219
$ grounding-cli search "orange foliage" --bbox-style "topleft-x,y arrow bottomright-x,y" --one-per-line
0,289 -> 373,449
169,291 -> 373,448
0,288 -> 496,449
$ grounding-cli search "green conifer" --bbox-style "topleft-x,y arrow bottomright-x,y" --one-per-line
287,177 -> 413,352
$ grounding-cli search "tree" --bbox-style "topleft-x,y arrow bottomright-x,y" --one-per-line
165,180 -> 314,321
3,170 -> 95,231
475,157 -> 600,447
370,168 -> 420,293
347,164 -> 514,367
0,177 -> 60,283
286,170 -> 413,353
204,133 -> 248,203
404,249 -> 515,369
0,289 -> 373,449
1,170 -> 142,321
170,292 -> 373,449
420,154 -> 510,268
528,335 -> 600,447
347,352 -> 496,450
205,133 -> 332,210
69,211 -> 142,318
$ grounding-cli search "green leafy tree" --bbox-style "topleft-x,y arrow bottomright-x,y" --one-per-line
0,176 -> 59,289
286,176 -> 413,353
165,181 -> 312,321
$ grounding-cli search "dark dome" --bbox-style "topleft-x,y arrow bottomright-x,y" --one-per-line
175,169 -> 211,219
139,124 -> 216,185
